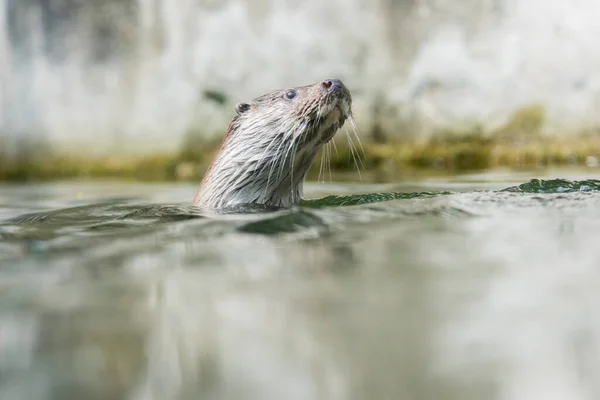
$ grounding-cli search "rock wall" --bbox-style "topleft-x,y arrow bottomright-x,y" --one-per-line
1,0 -> 600,158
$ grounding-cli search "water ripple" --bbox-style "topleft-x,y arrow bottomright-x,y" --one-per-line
501,178 -> 600,193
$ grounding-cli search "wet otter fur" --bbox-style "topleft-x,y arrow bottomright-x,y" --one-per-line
193,79 -> 354,209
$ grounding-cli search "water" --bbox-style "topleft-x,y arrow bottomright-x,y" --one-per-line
2,170 -> 600,400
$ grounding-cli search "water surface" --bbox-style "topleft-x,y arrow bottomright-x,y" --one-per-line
2,170 -> 600,400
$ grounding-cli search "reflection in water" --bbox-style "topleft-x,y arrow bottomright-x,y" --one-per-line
119,233 -> 431,400
1,180 -> 600,399
432,216 -> 600,400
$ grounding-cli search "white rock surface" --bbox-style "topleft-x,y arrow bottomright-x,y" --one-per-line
1,0 -> 600,157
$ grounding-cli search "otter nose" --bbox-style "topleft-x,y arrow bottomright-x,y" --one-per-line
322,79 -> 344,90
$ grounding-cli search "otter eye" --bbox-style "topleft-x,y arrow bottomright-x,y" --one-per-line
235,103 -> 251,114
284,89 -> 297,100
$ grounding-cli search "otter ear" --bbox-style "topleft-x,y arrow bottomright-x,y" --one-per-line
235,102 -> 251,115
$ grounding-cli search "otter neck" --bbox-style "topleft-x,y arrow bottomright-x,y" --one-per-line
193,129 -> 328,209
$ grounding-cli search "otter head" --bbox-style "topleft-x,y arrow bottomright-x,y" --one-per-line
193,79 -> 353,209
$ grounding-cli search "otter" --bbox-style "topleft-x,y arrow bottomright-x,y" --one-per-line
193,79 -> 354,209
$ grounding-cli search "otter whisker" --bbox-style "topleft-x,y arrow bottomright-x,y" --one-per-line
318,147 -> 325,183
289,138 -> 301,201
346,131 -> 363,183
345,115 -> 365,182
317,125 -> 328,184
326,141 -> 333,183
345,123 -> 365,171
348,116 -> 365,155
324,143 -> 328,183
331,138 -> 339,157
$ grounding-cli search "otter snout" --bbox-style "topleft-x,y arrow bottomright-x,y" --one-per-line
322,79 -> 344,89
322,79 -> 349,98
320,79 -> 351,121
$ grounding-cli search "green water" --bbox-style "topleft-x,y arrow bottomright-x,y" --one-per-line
2,170 -> 600,400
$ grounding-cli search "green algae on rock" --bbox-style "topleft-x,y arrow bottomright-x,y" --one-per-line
2,131 -> 600,182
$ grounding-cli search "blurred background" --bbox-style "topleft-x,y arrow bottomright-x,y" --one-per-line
3,2 -> 600,400
2,0 -> 600,179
